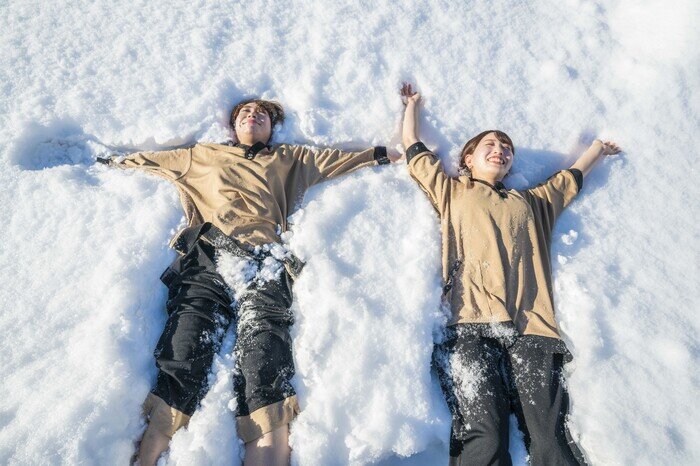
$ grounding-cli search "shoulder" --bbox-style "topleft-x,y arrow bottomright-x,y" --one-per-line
521,169 -> 580,193
268,143 -> 304,158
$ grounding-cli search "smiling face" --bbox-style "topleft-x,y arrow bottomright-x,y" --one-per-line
462,131 -> 515,183
233,103 -> 273,145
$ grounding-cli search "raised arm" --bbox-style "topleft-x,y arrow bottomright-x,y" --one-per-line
97,147 -> 192,181
570,139 -> 621,178
401,83 -> 421,149
522,139 -> 620,230
400,83 -> 450,210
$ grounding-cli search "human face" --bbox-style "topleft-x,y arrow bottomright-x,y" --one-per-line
464,132 -> 514,183
234,103 -> 272,145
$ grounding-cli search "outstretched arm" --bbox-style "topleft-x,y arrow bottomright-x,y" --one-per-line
293,144 -> 390,187
523,139 -> 621,227
570,139 -> 621,178
97,147 -> 192,181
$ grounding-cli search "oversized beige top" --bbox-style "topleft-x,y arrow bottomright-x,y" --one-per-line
407,143 -> 581,339
109,142 -> 387,248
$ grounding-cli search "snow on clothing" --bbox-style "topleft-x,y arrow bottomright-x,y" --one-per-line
406,141 -> 586,464
434,324 -> 587,465
148,235 -> 298,442
106,142 -> 389,442
405,141 -> 582,340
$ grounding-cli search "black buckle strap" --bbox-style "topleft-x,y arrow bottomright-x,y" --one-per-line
171,223 -> 212,256
172,222 -> 306,279
405,141 -> 430,163
198,224 -> 253,260
442,259 -> 463,294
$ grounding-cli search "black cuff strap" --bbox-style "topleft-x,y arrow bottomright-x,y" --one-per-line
567,168 -> 583,192
96,157 -> 111,165
373,146 -> 389,165
405,142 -> 430,163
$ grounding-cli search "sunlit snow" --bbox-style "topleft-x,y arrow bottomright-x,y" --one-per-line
0,1 -> 698,465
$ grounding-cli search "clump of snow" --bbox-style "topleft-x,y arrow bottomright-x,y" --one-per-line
216,253 -> 259,300
562,230 -> 578,246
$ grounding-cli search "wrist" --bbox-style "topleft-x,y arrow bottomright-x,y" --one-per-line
591,139 -> 606,153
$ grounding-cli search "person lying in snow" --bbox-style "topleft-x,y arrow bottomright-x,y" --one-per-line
98,98 -> 398,466
399,83 -> 620,466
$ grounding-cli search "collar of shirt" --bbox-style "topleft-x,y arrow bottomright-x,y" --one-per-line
224,141 -> 270,159
470,177 -> 508,198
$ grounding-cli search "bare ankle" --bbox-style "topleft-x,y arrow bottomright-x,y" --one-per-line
135,423 -> 171,466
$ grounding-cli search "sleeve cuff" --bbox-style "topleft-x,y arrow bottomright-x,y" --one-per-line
373,146 -> 390,165
567,169 -> 583,192
405,142 -> 430,163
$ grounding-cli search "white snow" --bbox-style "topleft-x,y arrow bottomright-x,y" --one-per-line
1,0 -> 698,465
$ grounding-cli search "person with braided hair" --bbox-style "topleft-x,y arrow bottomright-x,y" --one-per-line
400,83 -> 620,465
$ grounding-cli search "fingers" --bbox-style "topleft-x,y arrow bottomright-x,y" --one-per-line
400,82 -> 414,105
388,151 -> 406,163
594,139 -> 622,155
400,82 -> 418,98
603,141 -> 622,155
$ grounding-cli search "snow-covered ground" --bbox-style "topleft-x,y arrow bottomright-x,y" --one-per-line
1,0 -> 698,464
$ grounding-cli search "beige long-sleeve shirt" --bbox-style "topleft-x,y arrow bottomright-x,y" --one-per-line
109,142 -> 388,248
406,142 -> 581,339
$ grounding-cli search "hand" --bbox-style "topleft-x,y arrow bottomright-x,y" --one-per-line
593,139 -> 622,156
388,150 -> 405,163
400,82 -> 422,106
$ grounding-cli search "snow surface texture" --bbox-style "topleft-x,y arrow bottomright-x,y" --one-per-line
1,0 -> 698,464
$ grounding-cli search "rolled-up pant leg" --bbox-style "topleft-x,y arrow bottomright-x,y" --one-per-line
233,271 -> 299,443
507,337 -> 588,466
434,327 -> 512,465
152,297 -> 231,415
145,244 -> 233,437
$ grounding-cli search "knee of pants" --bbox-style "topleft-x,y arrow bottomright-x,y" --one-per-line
236,326 -> 294,380
155,302 -> 229,373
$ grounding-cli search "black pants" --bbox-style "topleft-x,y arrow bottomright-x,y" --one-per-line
151,240 -> 295,420
434,324 -> 588,466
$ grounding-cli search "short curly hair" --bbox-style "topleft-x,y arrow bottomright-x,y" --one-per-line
229,99 -> 285,141
459,129 -> 515,175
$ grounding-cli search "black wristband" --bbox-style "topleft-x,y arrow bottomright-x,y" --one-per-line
373,146 -> 389,165
567,169 -> 583,192
405,142 -> 430,163
96,157 -> 111,165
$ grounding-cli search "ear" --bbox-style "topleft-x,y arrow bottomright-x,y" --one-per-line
464,153 -> 474,169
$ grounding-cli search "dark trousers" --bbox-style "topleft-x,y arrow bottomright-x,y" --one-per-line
434,324 -> 588,466
151,240 -> 295,419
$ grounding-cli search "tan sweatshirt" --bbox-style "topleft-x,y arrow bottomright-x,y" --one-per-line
406,142 -> 581,339
108,142 -> 388,248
